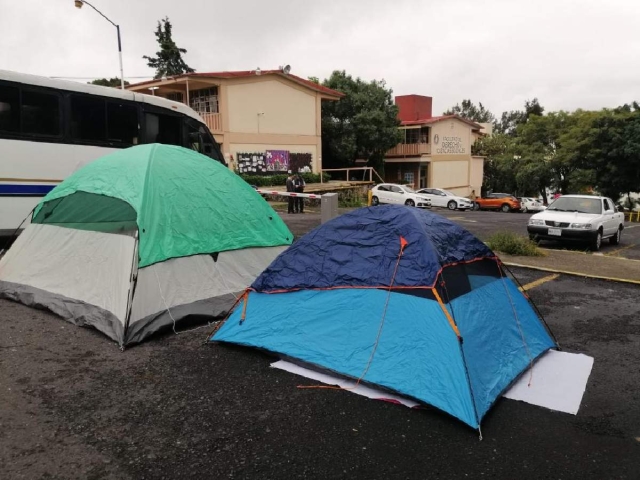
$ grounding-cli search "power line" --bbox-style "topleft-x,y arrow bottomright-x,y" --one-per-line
50,76 -> 153,79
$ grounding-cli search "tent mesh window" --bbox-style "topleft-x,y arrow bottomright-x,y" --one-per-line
436,258 -> 504,303
32,192 -> 138,235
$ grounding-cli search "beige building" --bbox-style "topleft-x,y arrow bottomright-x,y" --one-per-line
127,69 -> 344,173
384,95 -> 488,197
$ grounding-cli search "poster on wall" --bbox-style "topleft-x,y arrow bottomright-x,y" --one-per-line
266,150 -> 290,172
236,152 -> 267,174
235,150 -> 313,175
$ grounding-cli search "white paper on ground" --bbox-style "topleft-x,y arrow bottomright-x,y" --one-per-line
502,349 -> 594,415
271,349 -> 594,415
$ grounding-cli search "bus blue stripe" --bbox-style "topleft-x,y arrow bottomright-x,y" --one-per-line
0,184 -> 56,195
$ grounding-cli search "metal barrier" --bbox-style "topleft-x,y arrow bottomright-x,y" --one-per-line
256,189 -> 339,224
624,211 -> 640,222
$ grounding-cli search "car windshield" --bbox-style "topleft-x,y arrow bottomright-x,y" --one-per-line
402,186 -> 416,193
440,190 -> 455,196
547,197 -> 602,214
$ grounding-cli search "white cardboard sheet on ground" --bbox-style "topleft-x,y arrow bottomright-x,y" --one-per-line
271,350 -> 594,415
502,350 -> 594,414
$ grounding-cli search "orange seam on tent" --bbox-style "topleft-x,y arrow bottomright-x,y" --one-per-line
240,291 -> 249,322
433,288 -> 461,338
258,285 -> 435,295
258,255 -> 498,295
429,255 -> 499,288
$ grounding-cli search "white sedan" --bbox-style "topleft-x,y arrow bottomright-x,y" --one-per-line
371,184 -> 432,208
417,188 -> 474,210
518,197 -> 546,213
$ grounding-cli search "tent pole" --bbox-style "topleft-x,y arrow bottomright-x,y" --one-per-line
497,260 -> 560,350
122,230 -> 140,349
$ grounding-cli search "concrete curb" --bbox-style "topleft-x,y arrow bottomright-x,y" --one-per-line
502,261 -> 640,286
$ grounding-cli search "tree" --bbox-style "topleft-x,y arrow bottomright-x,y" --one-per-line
307,76 -> 320,84
474,134 -> 519,195
89,77 -> 130,88
494,98 -> 545,136
143,17 -> 195,79
320,70 -> 402,173
580,108 -> 640,203
444,99 -> 495,123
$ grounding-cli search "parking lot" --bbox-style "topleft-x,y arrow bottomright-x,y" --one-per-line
278,205 -> 640,260
1,207 -> 639,480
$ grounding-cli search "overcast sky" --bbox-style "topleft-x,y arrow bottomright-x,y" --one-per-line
2,0 -> 639,116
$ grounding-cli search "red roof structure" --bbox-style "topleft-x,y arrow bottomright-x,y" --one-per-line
127,70 -> 344,98
400,114 -> 483,130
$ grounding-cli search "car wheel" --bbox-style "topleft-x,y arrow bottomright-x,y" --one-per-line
372,196 -> 379,206
609,226 -> 622,245
473,202 -> 480,211
590,229 -> 603,251
528,234 -> 540,245
447,200 -> 457,210
501,203 -> 510,213
522,206 -> 528,213
405,199 -> 415,207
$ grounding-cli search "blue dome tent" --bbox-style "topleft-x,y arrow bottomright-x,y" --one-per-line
210,205 -> 557,431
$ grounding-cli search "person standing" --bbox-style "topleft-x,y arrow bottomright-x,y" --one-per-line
294,173 -> 306,213
469,189 -> 477,211
286,171 -> 296,214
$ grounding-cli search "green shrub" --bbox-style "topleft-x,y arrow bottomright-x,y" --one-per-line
486,231 -> 545,257
238,172 -> 330,186
339,198 -> 365,208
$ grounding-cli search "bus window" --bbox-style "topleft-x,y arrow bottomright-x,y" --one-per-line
107,102 -> 138,145
201,126 -> 217,156
70,95 -> 106,142
184,118 -> 203,153
22,90 -> 61,136
144,112 -> 181,146
0,85 -> 20,133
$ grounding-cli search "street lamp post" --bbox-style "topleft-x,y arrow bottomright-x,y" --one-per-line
74,0 -> 124,90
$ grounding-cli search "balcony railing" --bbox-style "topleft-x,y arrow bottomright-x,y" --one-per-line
386,143 -> 431,156
199,112 -> 222,133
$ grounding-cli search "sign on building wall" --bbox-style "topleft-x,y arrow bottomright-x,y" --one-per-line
433,134 -> 466,155
236,150 -> 313,174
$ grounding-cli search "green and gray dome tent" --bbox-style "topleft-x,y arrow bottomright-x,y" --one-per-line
0,144 -> 293,347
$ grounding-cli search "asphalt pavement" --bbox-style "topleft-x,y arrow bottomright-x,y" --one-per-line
1,205 -> 639,479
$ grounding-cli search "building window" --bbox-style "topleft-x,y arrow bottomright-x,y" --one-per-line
404,172 -> 414,185
166,92 -> 184,103
420,126 -> 429,143
405,129 -> 420,144
189,87 -> 219,114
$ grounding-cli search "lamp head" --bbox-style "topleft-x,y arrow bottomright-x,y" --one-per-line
74,0 -> 84,9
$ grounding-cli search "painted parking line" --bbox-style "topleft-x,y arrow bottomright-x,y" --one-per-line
448,216 -> 477,223
605,244 -> 637,257
518,274 -> 560,292
625,225 -> 640,229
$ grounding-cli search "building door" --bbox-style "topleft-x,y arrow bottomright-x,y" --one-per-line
420,166 -> 427,189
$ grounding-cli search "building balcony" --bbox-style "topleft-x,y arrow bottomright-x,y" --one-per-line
199,112 -> 222,133
386,142 -> 431,157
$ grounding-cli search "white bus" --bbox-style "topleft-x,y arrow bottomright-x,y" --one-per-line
0,70 -> 225,236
